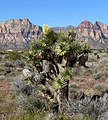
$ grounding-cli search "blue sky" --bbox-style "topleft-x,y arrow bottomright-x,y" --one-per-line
0,0 -> 108,27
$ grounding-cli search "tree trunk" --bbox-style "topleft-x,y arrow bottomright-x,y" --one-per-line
57,80 -> 69,113
60,80 -> 69,100
33,60 -> 69,113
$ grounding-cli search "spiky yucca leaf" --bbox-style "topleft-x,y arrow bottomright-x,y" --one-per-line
53,68 -> 73,89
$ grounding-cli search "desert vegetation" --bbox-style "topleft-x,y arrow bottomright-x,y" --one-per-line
1,25 -> 108,120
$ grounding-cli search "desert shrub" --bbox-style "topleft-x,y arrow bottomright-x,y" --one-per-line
69,83 -> 78,97
93,84 -> 107,93
16,93 -> 46,111
9,72 -> 18,77
45,112 -> 89,120
64,94 -> 108,120
5,67 -> 13,74
8,51 -> 22,61
70,83 -> 78,89
0,68 -> 5,72
93,73 -> 102,80
4,61 -> 14,67
11,75 -> 47,112
14,60 -> 25,68
84,69 -> 93,76
98,57 -> 108,67
45,112 -> 57,120
0,75 -> 5,80
72,66 -> 86,76
88,53 -> 97,62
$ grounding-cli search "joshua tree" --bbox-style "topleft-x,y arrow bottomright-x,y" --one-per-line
21,25 -> 90,113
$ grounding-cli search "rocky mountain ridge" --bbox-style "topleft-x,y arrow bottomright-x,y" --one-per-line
76,20 -> 108,48
0,18 -> 108,49
52,20 -> 108,49
0,18 -> 42,49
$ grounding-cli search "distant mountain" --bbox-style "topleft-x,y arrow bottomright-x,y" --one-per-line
53,20 -> 108,49
0,18 -> 42,50
0,18 -> 108,49
52,25 -> 75,32
76,20 -> 108,49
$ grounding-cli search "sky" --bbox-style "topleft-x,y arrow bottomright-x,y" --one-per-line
0,0 -> 108,27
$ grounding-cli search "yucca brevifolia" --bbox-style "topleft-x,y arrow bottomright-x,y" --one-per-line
25,25 -> 90,112
55,30 -> 82,67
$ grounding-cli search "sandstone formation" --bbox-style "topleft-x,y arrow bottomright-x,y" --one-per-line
0,18 -> 42,49
52,20 -> 108,48
76,20 -> 108,48
0,18 -> 108,49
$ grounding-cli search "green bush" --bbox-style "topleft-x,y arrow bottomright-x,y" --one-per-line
8,51 -> 22,61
